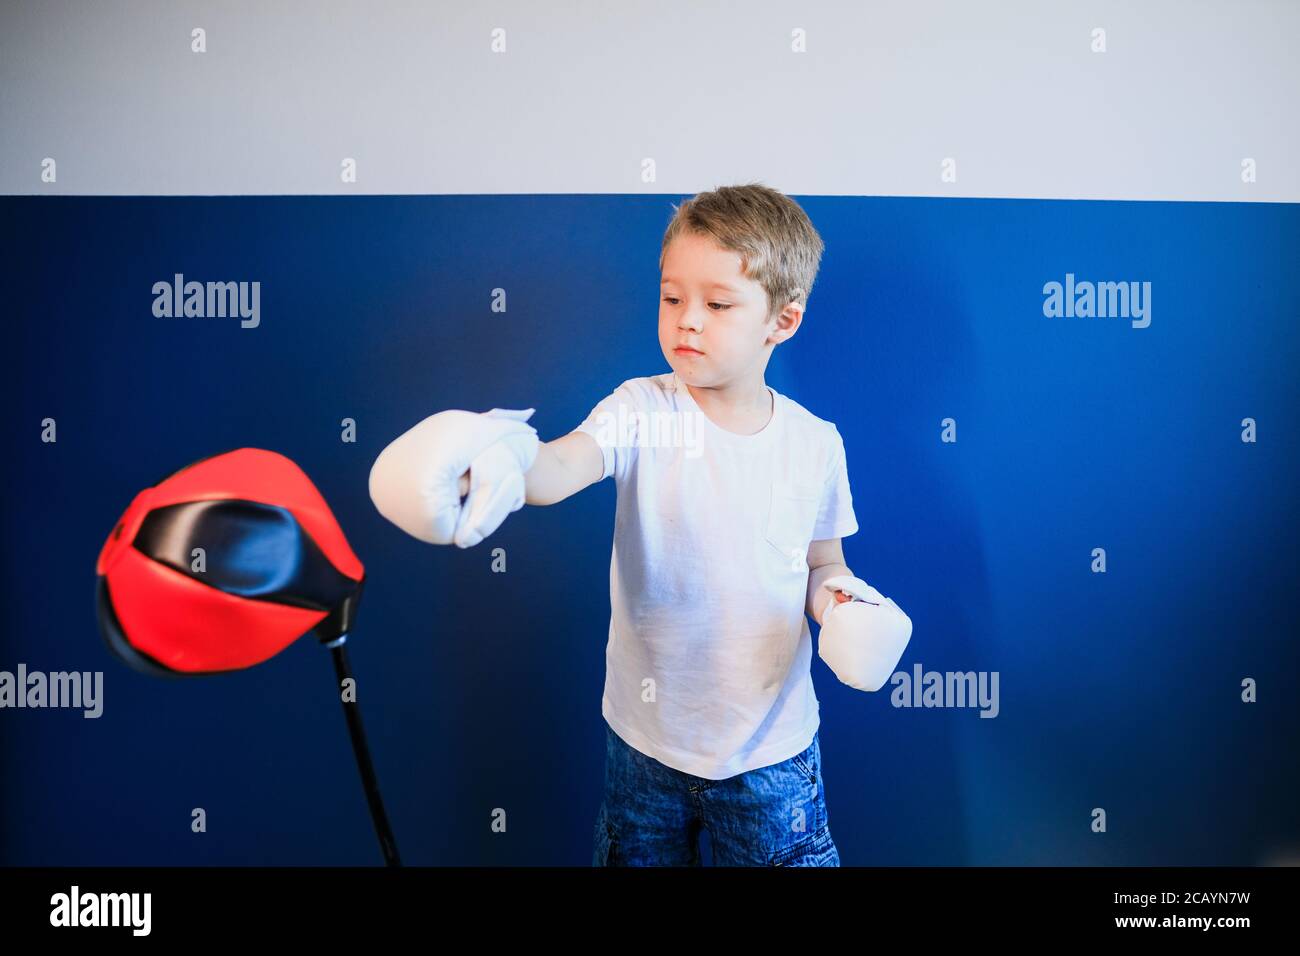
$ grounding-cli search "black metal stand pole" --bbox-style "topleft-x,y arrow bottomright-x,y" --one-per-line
327,636 -> 401,866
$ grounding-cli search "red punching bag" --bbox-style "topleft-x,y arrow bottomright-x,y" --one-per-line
95,448 -> 364,675
95,448 -> 399,865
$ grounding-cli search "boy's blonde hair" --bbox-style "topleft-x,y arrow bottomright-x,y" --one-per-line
659,182 -> 825,324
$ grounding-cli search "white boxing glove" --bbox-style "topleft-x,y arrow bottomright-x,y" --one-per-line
817,575 -> 913,692
369,407 -> 540,548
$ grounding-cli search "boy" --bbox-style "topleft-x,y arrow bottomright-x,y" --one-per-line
369,183 -> 913,866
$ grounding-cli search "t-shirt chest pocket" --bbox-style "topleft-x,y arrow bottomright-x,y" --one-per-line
764,480 -> 822,564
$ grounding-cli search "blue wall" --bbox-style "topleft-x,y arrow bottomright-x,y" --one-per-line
2,195 -> 1297,864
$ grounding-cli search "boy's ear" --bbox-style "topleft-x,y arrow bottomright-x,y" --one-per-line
769,299 -> 805,344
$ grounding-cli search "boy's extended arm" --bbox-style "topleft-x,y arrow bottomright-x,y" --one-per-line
524,430 -> 605,505
458,429 -> 604,507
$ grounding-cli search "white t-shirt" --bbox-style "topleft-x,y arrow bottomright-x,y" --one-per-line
575,371 -> 859,779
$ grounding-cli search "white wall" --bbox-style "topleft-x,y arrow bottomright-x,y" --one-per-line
2,0 -> 1295,201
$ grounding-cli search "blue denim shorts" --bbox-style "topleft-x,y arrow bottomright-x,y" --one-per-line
592,722 -> 840,866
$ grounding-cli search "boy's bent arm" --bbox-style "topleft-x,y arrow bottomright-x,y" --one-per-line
523,430 -> 605,506
807,537 -> 914,692
806,537 -> 852,625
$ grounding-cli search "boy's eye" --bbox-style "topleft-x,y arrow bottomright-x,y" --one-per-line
661,296 -> 731,311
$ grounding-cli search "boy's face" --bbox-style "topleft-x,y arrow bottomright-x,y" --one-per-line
659,232 -> 801,388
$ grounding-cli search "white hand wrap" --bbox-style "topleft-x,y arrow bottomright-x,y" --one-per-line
817,575 -> 913,692
368,407 -> 540,548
